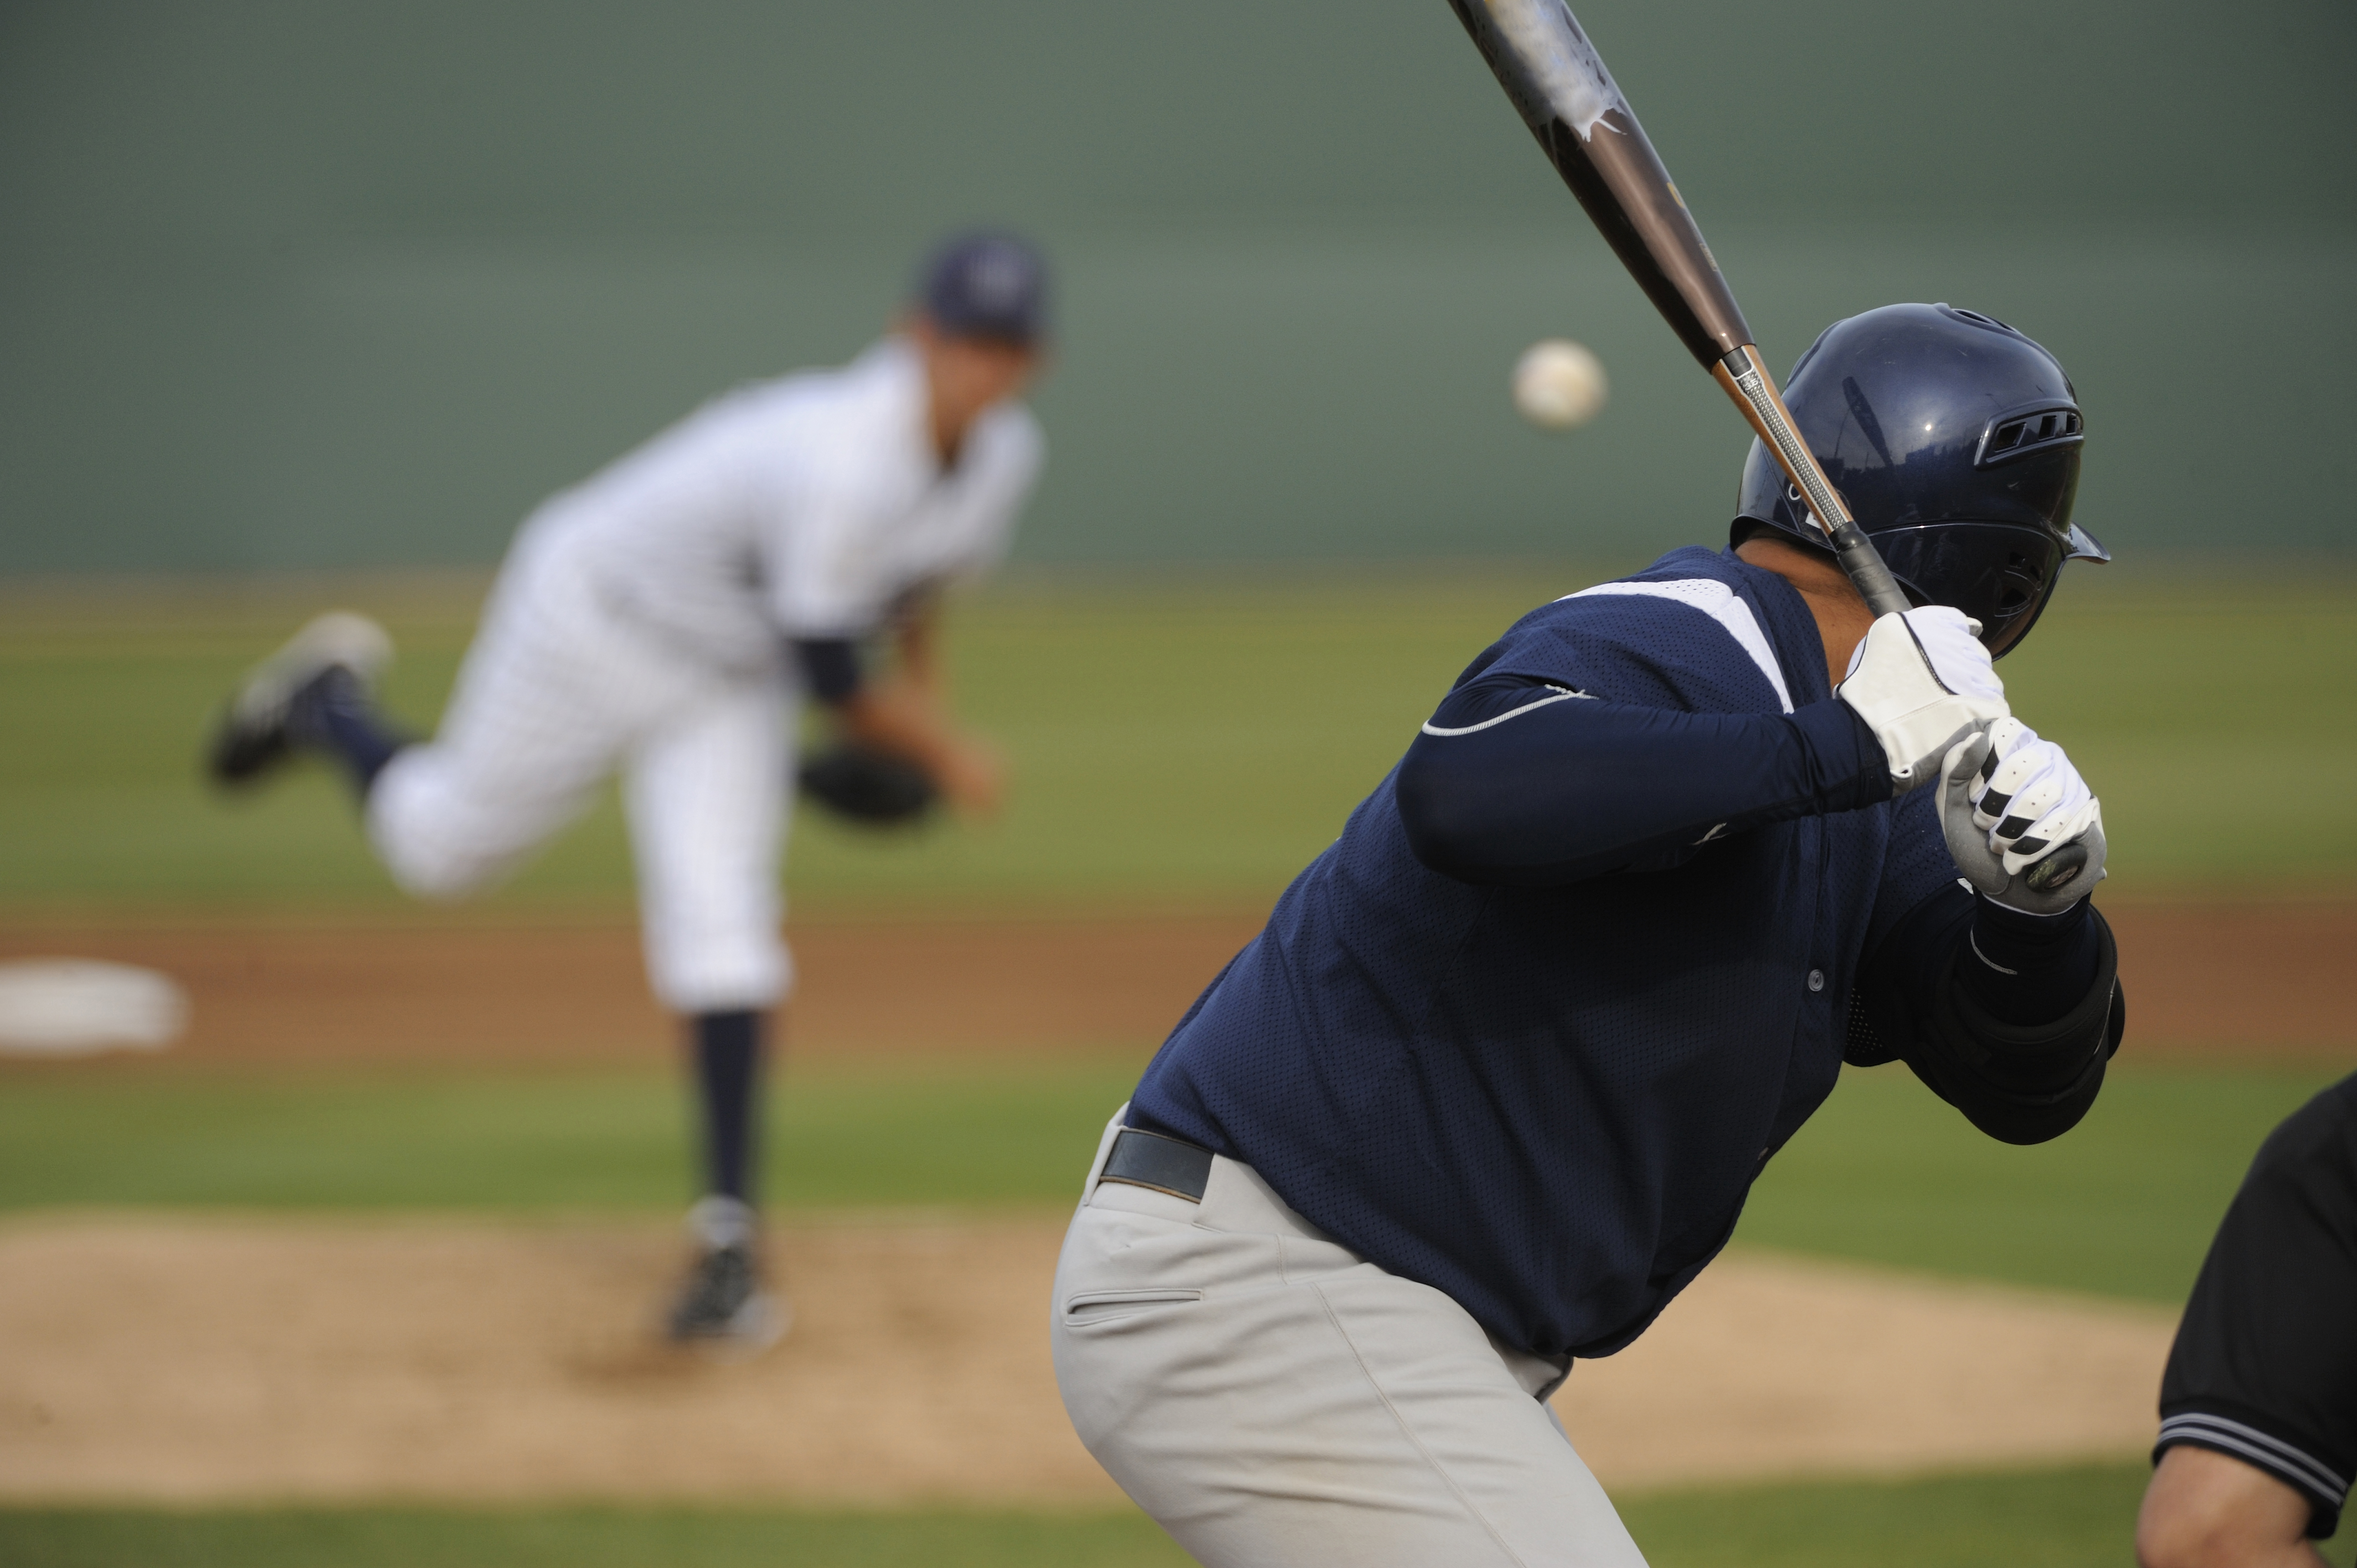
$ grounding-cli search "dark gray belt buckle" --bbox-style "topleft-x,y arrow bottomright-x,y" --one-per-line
1098,1127 -> 1212,1203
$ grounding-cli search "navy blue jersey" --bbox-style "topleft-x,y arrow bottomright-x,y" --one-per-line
1130,546 -> 1966,1359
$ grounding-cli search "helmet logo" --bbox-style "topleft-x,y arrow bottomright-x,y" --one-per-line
1782,483 -> 1829,537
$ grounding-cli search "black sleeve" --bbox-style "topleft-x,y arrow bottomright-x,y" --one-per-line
1849,883 -> 2124,1146
1396,672 -> 1890,886
1954,895 -> 2105,1028
791,637 -> 863,706
2156,1074 -> 2357,1540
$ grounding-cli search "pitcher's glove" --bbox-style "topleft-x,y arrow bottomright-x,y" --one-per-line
797,744 -> 938,826
1938,718 -> 2106,914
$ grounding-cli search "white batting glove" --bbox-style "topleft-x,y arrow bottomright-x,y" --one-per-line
1938,720 -> 2107,914
1836,607 -> 2009,795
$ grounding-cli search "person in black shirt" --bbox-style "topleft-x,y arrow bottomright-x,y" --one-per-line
2139,1073 -> 2357,1567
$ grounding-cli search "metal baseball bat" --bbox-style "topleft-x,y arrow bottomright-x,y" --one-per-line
1443,0 -> 1910,619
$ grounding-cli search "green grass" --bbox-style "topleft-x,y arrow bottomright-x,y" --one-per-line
1623,1463 -> 2152,1568
9,1466 -> 2346,1568
1736,1060 -> 2344,1304
5,571 -> 2347,1568
0,1056 -> 1139,1214
0,1505 -> 1192,1568
2,564 -> 2352,914
1620,1462 -> 2355,1568
0,572 -> 1544,913
2,1056 -> 2339,1307
1995,570 -> 2357,890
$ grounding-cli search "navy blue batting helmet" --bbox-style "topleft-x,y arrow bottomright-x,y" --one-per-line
1733,302 -> 2109,657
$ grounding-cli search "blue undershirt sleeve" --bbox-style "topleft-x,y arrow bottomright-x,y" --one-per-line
1394,672 -> 1891,886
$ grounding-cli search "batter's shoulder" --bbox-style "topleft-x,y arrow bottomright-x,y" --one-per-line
1475,545 -> 1819,714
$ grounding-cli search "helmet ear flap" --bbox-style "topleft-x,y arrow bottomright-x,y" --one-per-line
1871,522 -> 2065,659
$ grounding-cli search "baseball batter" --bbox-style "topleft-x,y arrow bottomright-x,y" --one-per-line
1052,304 -> 2124,1565
208,233 -> 1049,1345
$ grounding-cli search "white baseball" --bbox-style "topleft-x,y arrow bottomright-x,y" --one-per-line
1512,339 -> 1608,430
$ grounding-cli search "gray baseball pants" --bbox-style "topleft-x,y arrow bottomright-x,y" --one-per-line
1051,1108 -> 1650,1567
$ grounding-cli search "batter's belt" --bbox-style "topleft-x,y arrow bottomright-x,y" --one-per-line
1098,1127 -> 1214,1203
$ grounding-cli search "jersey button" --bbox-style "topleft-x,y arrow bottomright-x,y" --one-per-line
1807,968 -> 1825,993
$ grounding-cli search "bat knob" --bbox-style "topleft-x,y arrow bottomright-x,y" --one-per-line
2024,842 -> 2088,895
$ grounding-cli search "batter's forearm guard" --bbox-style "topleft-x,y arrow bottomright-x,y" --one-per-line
1847,900 -> 2130,1146
1901,909 -> 2123,1146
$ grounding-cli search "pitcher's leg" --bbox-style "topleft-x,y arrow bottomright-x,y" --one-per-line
625,676 -> 792,1346
366,576 -> 643,900
623,677 -> 790,1016
368,723 -> 617,899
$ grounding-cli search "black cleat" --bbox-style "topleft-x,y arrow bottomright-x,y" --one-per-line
205,612 -> 393,786
666,1242 -> 788,1350
665,1199 -> 787,1352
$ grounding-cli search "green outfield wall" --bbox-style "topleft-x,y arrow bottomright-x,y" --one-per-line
3,0 -> 2351,572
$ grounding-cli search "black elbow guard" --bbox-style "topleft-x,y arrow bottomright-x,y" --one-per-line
1903,907 -> 2125,1146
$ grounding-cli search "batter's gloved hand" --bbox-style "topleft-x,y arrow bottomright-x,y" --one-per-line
1836,607 -> 2010,795
1938,719 -> 2106,914
797,743 -> 939,827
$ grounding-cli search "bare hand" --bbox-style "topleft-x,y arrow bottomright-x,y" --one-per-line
931,732 -> 1005,819
836,679 -> 1005,821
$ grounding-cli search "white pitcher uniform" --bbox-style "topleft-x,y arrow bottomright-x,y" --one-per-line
368,337 -> 1043,1012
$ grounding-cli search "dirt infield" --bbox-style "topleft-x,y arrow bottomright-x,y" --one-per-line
0,914 -> 1262,1066
0,1216 -> 2173,1505
0,900 -> 2349,1065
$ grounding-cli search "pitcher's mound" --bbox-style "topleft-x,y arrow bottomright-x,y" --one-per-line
0,1216 -> 2171,1504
